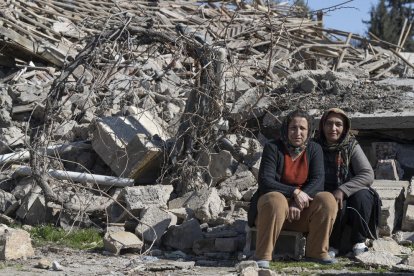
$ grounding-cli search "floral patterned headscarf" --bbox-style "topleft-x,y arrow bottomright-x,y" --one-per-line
318,108 -> 358,184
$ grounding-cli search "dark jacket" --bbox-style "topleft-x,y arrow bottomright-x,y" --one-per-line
247,139 -> 325,227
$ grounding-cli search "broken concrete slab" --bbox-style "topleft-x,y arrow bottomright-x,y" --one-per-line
0,190 -> 16,213
0,225 -> 34,260
135,206 -> 177,245
373,180 -> 408,236
162,219 -> 203,251
109,185 -> 173,223
168,187 -> 224,223
0,126 -> 25,154
372,238 -> 403,255
218,165 -> 257,192
197,150 -> 237,186
103,231 -> 143,255
229,88 -> 270,123
92,111 -> 169,182
355,251 -> 402,268
16,186 -> 53,225
402,205 -> 414,231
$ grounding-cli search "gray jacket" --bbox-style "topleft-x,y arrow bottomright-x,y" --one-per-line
323,144 -> 374,197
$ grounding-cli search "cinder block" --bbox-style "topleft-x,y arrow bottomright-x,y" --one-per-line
243,226 -> 305,260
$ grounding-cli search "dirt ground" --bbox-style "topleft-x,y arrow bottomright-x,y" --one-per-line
0,246 -> 237,276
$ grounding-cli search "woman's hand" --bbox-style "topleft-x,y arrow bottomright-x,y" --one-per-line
293,189 -> 313,210
332,189 -> 344,209
288,202 -> 301,222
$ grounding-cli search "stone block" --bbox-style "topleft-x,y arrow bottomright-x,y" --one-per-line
198,150 -> 237,185
92,111 -> 169,182
135,207 -> 177,244
162,219 -> 203,251
16,186 -> 53,225
219,165 -> 257,192
193,238 -> 216,255
215,237 -> 238,252
0,225 -> 34,260
355,251 -> 401,268
103,231 -> 143,255
168,187 -> 224,223
0,190 -> 16,213
243,226 -> 305,260
0,126 -> 25,154
109,185 -> 173,223
373,180 -> 408,236
372,238 -> 402,254
403,205 -> 414,231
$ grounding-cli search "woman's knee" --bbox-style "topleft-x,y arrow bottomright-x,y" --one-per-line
313,192 -> 338,214
257,192 -> 289,212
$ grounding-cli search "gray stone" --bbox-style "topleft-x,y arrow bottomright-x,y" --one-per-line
168,208 -> 195,223
372,238 -> 402,254
12,177 -> 34,200
135,207 -> 177,244
0,225 -> 34,260
0,191 -> 16,213
300,77 -> 318,93
192,238 -> 216,255
242,188 -> 257,202
244,226 -> 305,260
219,165 -> 257,192
103,231 -> 143,255
236,261 -> 258,273
16,186 -> 52,225
0,126 -> 25,154
355,251 -> 402,268
405,252 -> 414,266
109,185 -> 173,222
0,109 -> 12,127
168,187 -> 224,223
403,204 -> 414,231
229,88 -> 269,123
218,186 -> 242,203
215,237 -> 238,252
53,120 -> 77,140
92,111 -> 169,181
198,150 -> 236,186
240,267 -> 258,276
163,219 -> 203,251
373,180 -> 408,236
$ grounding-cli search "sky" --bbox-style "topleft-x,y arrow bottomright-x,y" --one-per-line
304,0 -> 379,35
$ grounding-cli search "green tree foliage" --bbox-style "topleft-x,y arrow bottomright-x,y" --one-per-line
366,0 -> 414,51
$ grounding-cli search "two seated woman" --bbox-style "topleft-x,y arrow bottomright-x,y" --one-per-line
248,108 -> 379,268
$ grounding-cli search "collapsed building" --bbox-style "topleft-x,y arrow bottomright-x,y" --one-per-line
0,0 -> 414,268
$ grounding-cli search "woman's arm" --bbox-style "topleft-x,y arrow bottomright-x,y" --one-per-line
258,141 -> 297,197
339,144 -> 374,197
301,142 -> 324,197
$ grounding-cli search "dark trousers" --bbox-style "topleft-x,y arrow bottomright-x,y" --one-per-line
330,189 -> 376,250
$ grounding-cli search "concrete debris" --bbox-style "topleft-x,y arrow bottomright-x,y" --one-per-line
162,219 -> 203,251
355,251 -> 402,268
0,0 -> 414,271
103,231 -> 143,255
135,206 -> 177,245
0,225 -> 34,260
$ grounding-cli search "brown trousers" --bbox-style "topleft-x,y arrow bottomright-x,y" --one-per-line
255,191 -> 337,260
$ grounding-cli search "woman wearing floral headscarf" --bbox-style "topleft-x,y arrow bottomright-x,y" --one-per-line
317,108 -> 380,257
248,109 -> 337,268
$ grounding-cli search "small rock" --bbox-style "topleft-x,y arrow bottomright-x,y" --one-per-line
52,260 -> 64,271
35,258 -> 51,269
240,266 -> 258,276
236,260 -> 258,272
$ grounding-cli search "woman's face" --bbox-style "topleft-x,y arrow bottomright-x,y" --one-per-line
323,113 -> 345,144
287,116 -> 309,147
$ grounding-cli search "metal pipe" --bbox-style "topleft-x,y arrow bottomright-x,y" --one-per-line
14,166 -> 134,187
0,141 -> 92,164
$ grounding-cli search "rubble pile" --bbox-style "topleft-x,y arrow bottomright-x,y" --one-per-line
0,0 -> 414,267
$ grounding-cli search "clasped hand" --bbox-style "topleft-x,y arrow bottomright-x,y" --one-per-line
293,189 -> 313,210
